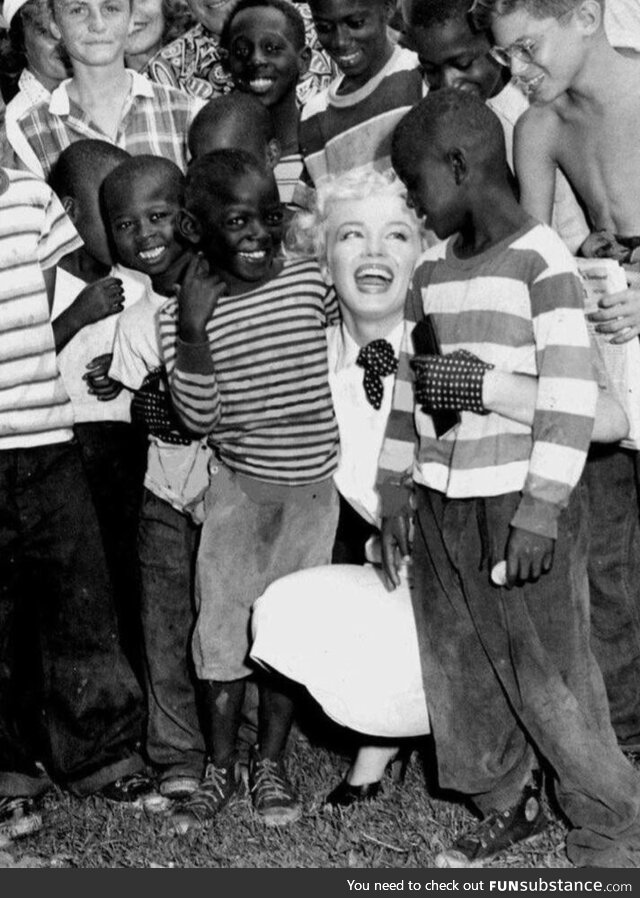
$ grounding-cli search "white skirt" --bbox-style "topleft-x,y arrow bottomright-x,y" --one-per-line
250,564 -> 430,739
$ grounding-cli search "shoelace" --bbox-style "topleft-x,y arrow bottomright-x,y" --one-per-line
251,759 -> 291,802
180,763 -> 230,817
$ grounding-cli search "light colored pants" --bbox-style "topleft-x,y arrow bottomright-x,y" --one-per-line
194,463 -> 339,681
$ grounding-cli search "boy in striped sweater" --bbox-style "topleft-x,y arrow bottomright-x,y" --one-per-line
381,89 -> 640,868
159,148 -> 340,832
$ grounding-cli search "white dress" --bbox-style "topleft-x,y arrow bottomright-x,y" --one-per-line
251,562 -> 429,739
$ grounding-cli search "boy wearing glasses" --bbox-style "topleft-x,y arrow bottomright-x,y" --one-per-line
473,0 -> 640,756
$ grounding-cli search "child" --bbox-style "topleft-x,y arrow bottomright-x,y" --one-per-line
403,0 -> 589,254
145,0 -> 334,105
103,155 -> 208,802
220,0 -> 311,189
474,0 -> 640,754
48,139 -> 149,676
293,0 -> 424,208
381,89 -> 640,868
0,0 -> 71,173
15,0 -> 204,180
188,92 -> 300,208
0,166 -> 152,846
158,148 -> 340,831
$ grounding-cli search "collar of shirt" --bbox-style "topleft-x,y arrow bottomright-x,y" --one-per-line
331,320 -> 404,372
48,68 -> 154,116
17,69 -> 51,107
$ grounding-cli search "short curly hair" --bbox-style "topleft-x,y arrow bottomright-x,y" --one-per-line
219,0 -> 307,52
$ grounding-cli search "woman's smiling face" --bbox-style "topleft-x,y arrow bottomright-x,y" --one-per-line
325,192 -> 422,326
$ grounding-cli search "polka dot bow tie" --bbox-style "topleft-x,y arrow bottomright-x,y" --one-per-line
356,339 -> 398,410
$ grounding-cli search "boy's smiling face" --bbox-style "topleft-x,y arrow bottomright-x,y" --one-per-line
310,0 -> 395,90
227,7 -> 310,108
325,192 -> 421,327
189,170 -> 284,292
411,16 -> 505,100
490,6 -> 583,104
51,0 -> 131,67
106,171 -> 186,277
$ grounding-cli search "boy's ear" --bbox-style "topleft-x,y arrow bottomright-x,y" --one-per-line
61,195 -> 77,222
178,209 -> 202,245
575,0 -> 603,34
266,138 -> 282,170
297,45 -> 312,78
49,16 -> 62,40
447,148 -> 467,186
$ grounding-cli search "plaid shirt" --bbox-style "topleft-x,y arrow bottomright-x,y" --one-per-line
17,69 -> 205,178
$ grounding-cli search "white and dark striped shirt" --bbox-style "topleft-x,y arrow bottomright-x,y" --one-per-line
377,220 -> 598,540
159,257 -> 340,485
0,168 -> 82,449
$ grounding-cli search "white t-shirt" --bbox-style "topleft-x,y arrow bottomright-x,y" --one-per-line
52,264 -> 147,423
327,321 -> 404,527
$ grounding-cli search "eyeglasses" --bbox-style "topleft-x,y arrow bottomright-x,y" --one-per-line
490,38 -> 537,68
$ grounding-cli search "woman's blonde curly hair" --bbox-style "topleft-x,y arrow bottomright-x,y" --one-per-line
285,168 -> 428,264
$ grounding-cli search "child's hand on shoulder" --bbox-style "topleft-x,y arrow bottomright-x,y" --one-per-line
177,252 -> 227,343
75,277 -> 125,327
588,270 -> 640,344
84,353 -> 123,401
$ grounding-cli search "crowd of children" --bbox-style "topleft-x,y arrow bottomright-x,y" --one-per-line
1,0 -> 640,871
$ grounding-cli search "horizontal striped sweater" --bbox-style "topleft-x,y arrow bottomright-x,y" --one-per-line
0,168 -> 82,450
159,256 -> 340,485
293,45 -> 424,207
377,219 -> 598,539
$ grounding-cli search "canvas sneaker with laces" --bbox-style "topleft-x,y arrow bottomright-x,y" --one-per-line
0,796 -> 43,846
167,759 -> 238,835
435,777 -> 549,868
249,751 -> 301,827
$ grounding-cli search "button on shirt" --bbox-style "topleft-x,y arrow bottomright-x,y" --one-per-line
328,321 -> 404,527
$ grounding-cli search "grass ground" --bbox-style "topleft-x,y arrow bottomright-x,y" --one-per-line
1,709 -> 575,870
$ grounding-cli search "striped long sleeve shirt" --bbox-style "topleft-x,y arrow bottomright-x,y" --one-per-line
377,219 -> 598,540
159,257 -> 340,486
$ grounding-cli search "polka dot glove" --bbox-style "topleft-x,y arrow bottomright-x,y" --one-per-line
411,349 -> 494,415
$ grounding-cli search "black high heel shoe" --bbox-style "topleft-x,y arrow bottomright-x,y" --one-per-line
324,778 -> 382,808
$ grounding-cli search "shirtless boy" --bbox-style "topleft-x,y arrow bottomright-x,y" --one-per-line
474,0 -> 640,754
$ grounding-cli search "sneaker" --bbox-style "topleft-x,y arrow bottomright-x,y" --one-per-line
99,771 -> 156,807
167,760 -> 238,835
249,752 -> 301,827
160,775 -> 200,800
0,797 -> 42,846
435,780 -> 549,868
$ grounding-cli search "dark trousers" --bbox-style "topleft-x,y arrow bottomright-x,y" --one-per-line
138,489 -> 205,782
74,421 -> 147,679
585,446 -> 640,748
412,482 -> 640,867
0,441 -> 145,797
